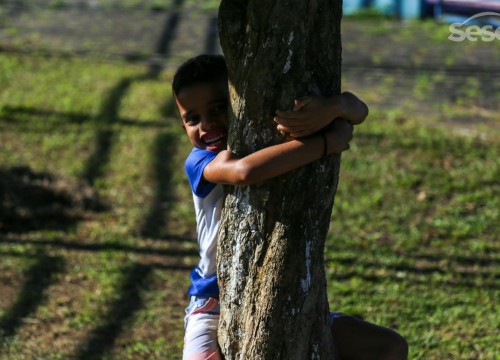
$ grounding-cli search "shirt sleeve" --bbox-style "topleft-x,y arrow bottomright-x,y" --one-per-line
184,148 -> 218,198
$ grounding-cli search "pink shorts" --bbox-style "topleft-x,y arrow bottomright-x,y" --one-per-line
183,296 -> 350,360
183,296 -> 221,360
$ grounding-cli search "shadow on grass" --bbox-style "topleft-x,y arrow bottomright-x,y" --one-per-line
0,106 -> 167,129
82,77 -> 134,186
1,74 -> 191,244
0,236 -> 198,259
343,61 -> 500,74
75,263 -> 152,360
161,95 -> 179,119
327,254 -> 499,290
205,15 -> 219,54
82,70 -> 167,190
0,166 -> 105,233
156,0 -> 184,57
140,131 -> 178,238
81,0 -> 185,200
0,5 -> 201,355
0,253 -> 65,340
147,0 -> 184,75
139,95 -> 183,239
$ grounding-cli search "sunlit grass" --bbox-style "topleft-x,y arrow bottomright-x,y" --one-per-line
0,42 -> 498,360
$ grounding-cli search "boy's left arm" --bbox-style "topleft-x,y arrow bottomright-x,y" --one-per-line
274,91 -> 368,138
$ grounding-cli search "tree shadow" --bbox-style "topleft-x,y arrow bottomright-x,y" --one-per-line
75,263 -> 152,360
139,131 -> 178,238
138,94 -> 183,239
0,106 -> 166,130
327,252 -> 499,290
1,74 -> 192,244
0,253 -> 65,340
82,77 -> 134,186
156,0 -> 184,57
147,0 -> 185,75
82,71 -> 166,187
0,5 -> 199,354
82,0 -> 186,204
204,15 -> 219,55
161,96 -> 179,119
136,1 -> 185,239
0,166 -> 105,233
0,105 -> 91,126
0,236 -> 198,258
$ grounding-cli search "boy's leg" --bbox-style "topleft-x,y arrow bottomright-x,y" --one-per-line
183,297 -> 222,360
330,315 -> 408,360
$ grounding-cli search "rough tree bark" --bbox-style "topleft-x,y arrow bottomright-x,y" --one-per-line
217,1 -> 342,358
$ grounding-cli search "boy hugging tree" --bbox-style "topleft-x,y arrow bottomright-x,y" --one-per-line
172,54 -> 408,360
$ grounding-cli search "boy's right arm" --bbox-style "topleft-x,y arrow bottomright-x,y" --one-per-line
203,118 -> 353,186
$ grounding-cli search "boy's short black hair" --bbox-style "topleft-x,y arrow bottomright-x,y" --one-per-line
172,54 -> 228,96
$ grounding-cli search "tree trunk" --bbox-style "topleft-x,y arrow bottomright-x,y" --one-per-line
217,1 -> 343,358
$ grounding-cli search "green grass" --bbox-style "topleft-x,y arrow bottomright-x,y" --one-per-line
326,111 -> 498,359
0,48 -> 498,360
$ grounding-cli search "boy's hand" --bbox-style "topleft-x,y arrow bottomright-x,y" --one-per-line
274,95 -> 343,138
326,118 -> 354,154
274,92 -> 368,138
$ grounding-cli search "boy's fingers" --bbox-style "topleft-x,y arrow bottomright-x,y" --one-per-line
330,138 -> 350,154
294,96 -> 312,111
329,120 -> 354,153
293,100 -> 301,111
277,124 -> 305,133
332,119 -> 353,132
274,116 -> 307,127
275,110 -> 303,119
275,120 -> 309,130
275,121 -> 310,136
338,144 -> 350,153
289,130 -> 309,138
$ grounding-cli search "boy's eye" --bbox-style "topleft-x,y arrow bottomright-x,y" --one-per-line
212,104 -> 228,115
185,116 -> 200,125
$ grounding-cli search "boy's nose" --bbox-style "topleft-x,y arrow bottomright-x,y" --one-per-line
200,117 -> 213,131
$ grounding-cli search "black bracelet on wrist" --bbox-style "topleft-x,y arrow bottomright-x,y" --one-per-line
321,132 -> 328,159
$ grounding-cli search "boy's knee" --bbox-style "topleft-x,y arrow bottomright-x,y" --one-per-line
384,332 -> 408,360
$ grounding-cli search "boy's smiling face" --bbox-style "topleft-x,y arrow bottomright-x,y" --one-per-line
175,80 -> 229,153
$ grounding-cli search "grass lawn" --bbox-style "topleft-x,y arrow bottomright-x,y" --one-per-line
0,47 -> 498,359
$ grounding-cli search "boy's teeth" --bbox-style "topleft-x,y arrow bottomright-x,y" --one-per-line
206,135 -> 223,144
